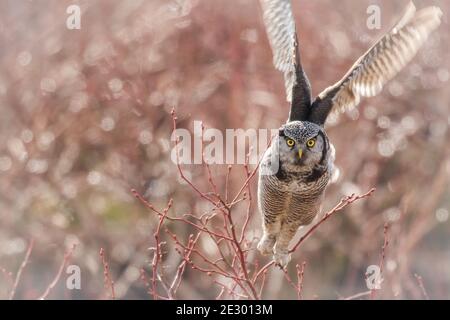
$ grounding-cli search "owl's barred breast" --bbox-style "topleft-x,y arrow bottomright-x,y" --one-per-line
258,145 -> 331,226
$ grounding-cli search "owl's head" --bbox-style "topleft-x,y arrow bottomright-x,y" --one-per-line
277,121 -> 328,171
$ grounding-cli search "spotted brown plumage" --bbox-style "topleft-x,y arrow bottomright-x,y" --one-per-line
257,1 -> 442,267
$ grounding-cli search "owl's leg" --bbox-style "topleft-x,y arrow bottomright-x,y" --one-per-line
273,221 -> 301,268
257,216 -> 282,256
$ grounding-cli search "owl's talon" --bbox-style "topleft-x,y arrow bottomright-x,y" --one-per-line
273,251 -> 291,268
275,262 -> 287,270
257,235 -> 276,256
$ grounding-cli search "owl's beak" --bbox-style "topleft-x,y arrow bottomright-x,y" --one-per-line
298,148 -> 303,159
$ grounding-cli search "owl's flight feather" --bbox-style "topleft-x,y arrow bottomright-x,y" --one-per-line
260,0 -> 312,121
310,2 -> 443,124
260,1 -> 442,125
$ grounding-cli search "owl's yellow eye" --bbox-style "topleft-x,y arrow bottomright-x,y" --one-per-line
306,139 -> 315,148
286,139 -> 295,147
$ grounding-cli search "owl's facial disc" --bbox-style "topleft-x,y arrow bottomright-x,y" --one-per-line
278,121 -> 328,171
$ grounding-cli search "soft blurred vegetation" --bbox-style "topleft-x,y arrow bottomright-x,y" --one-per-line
0,0 -> 449,299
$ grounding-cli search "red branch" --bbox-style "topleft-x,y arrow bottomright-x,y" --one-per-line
151,199 -> 172,300
370,223 -> 389,299
296,262 -> 307,300
414,273 -> 430,300
100,248 -> 116,299
9,239 -> 34,300
38,244 -> 77,300
254,188 -> 376,281
133,109 -> 377,300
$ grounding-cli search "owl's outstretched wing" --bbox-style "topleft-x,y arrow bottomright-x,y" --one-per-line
260,0 -> 312,122
308,2 -> 442,125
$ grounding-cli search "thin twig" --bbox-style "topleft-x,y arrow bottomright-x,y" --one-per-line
370,223 -> 389,299
38,244 -> 77,300
414,273 -> 430,300
296,262 -> 307,300
151,199 -> 172,300
99,248 -> 116,299
343,290 -> 372,300
9,239 -> 34,300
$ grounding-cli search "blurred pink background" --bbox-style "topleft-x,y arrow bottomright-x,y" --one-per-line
0,0 -> 449,299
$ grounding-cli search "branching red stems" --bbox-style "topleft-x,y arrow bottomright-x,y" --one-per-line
414,273 -> 430,300
39,244 -> 77,300
9,239 -> 34,300
133,109 -> 376,299
100,248 -> 116,299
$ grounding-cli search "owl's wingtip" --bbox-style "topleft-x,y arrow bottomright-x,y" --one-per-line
420,5 -> 443,18
393,2 -> 417,33
432,6 -> 443,20
407,1 -> 417,11
422,6 -> 444,29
